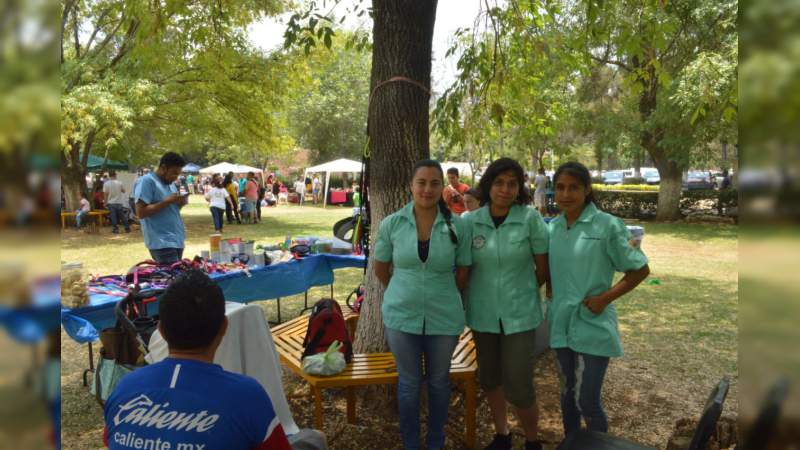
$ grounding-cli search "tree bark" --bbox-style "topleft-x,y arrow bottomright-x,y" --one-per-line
653,149 -> 683,221
354,0 -> 438,355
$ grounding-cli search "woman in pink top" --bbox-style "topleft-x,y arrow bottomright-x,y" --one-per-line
244,172 -> 260,224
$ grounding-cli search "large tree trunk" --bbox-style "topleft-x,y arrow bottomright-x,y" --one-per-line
653,153 -> 683,221
62,139 -> 91,211
354,0 -> 438,355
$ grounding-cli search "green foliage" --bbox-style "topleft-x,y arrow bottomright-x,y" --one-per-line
61,0 -> 289,173
595,188 -> 738,218
284,34 -> 371,164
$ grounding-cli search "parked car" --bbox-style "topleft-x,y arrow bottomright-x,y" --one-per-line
683,171 -> 716,190
603,170 -> 624,185
641,168 -> 660,184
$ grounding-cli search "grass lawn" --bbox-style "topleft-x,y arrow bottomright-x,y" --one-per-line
60,196 -> 738,449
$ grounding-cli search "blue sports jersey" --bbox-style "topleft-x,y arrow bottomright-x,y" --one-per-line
104,358 -> 290,450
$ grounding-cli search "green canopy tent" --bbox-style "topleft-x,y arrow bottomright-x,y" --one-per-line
85,154 -> 129,172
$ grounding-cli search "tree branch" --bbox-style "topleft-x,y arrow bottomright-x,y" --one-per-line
72,6 -> 81,59
590,54 -> 632,72
84,7 -> 113,53
61,0 -> 76,63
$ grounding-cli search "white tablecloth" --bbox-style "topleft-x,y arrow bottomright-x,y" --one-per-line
147,302 -> 300,435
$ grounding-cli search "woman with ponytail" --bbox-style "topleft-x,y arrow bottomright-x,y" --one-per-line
465,157 -> 549,450
373,159 -> 471,450
547,162 -> 649,438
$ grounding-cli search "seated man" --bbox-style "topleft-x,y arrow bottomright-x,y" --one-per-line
103,270 -> 292,450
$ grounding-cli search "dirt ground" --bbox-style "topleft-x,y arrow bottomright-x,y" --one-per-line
60,333 -> 737,450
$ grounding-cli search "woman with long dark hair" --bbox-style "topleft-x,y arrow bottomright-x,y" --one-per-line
373,159 -> 471,450
222,172 -> 241,224
548,161 -> 650,437
465,157 -> 549,450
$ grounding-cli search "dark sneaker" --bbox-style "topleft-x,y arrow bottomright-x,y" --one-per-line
483,433 -> 512,450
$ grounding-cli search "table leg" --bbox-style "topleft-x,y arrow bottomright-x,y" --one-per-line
61,215 -> 66,229
82,342 -> 95,387
346,387 -> 356,424
465,378 -> 477,450
330,283 -> 334,299
312,385 -> 323,429
276,297 -> 281,323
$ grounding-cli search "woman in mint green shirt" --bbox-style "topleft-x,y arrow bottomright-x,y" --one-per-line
547,162 -> 650,437
373,159 -> 471,450
465,158 -> 549,450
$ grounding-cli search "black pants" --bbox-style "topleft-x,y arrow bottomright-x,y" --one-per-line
256,199 -> 262,221
225,200 -> 241,223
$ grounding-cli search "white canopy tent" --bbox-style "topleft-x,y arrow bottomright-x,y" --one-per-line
303,158 -> 362,207
200,162 -> 263,175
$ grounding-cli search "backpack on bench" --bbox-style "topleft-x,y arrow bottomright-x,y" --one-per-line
301,299 -> 353,364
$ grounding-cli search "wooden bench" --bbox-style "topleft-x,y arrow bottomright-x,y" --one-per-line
272,312 -> 478,449
61,210 -> 109,229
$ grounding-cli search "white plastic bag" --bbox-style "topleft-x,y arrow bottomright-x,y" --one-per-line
301,341 -> 346,376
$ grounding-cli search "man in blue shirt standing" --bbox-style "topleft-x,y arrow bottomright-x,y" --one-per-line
134,152 -> 188,264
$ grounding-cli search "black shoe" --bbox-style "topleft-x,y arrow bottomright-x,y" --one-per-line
112,229 -> 119,234
124,229 -> 131,233
483,433 -> 512,450
524,441 -> 544,450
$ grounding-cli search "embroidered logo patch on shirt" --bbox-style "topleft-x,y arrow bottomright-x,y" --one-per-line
472,235 -> 486,249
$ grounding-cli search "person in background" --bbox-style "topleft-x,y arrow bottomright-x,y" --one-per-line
443,167 -> 470,216
256,178 -> 265,221
103,270 -> 294,450
238,174 -> 247,196
103,171 -> 130,234
134,152 -> 188,264
244,172 -> 260,224
92,181 -> 105,210
533,167 -> 549,216
463,188 -> 481,215
720,169 -> 732,190
223,172 -> 242,225
547,161 -> 650,439
75,193 -> 91,229
186,173 -> 195,194
205,174 -> 232,233
312,175 -> 322,205
294,177 -> 306,205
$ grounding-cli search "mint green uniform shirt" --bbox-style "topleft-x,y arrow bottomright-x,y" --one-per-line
373,202 -> 471,336
465,204 -> 549,334
547,202 -> 649,357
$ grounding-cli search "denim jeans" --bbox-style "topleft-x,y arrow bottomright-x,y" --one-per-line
555,348 -> 610,435
384,327 -> 458,450
75,210 -> 88,228
108,203 -> 129,232
210,207 -> 224,231
148,247 -> 184,265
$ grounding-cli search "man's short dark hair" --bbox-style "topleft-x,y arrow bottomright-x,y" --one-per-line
109,170 -> 117,177
447,167 -> 459,176
159,270 -> 225,351
159,152 -> 187,169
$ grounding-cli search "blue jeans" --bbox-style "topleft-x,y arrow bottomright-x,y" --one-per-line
75,210 -> 88,228
384,327 -> 458,450
108,203 -> 129,231
555,348 -> 610,435
148,248 -> 184,265
210,207 -> 224,231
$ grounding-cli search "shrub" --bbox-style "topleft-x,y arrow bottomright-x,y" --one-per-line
623,176 -> 646,185
595,190 -> 658,219
593,184 -> 659,192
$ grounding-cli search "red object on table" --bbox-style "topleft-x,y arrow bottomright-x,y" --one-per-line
330,191 -> 347,204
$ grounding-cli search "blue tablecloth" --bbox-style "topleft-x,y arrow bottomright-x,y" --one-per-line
0,277 -> 61,343
61,254 -> 366,344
